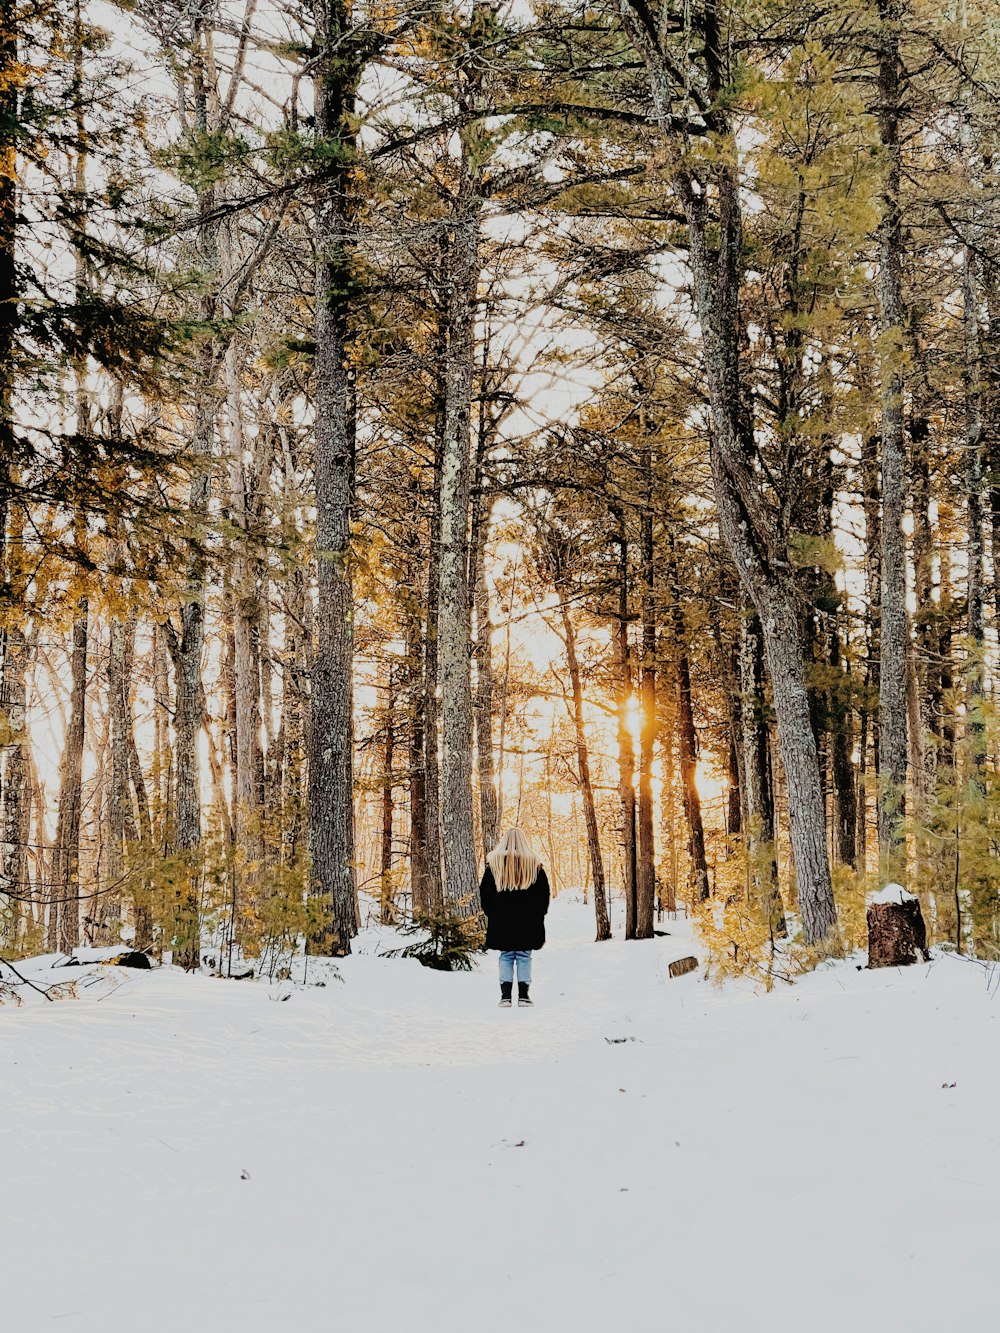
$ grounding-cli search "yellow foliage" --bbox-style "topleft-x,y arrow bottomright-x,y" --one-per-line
831,865 -> 874,956
695,856 -> 876,990
694,892 -> 787,991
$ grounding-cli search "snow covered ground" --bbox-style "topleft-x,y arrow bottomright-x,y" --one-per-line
3,895 -> 999,1332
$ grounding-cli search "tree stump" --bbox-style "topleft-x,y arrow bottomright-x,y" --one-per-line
867,884 -> 929,968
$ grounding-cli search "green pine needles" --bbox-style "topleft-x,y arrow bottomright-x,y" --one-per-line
385,902 -> 483,973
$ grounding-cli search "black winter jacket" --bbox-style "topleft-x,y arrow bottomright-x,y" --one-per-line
479,865 -> 550,951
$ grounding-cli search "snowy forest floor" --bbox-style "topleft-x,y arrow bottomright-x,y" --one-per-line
4,896 -> 999,1332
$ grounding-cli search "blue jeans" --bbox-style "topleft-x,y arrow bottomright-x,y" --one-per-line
499,950 -> 532,985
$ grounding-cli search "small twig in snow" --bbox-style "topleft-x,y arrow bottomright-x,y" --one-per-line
0,955 -> 55,1001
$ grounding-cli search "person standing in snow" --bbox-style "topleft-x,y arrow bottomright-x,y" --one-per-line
478,828 -> 550,1008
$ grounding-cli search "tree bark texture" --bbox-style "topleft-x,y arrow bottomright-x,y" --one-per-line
668,542 -> 709,903
635,454 -> 656,938
739,607 -> 784,931
470,479 -> 499,856
984,268 -> 1000,635
558,594 -> 611,941
875,0 -> 909,875
726,729 -> 742,840
51,602 -> 88,952
909,364 -> 935,826
867,896 -> 928,968
614,520 -> 639,938
308,0 -> 360,953
167,19 -> 221,965
858,410 -> 882,870
422,453 -> 444,913
222,311 -> 263,875
380,669 -> 396,924
406,591 -> 430,917
0,0 -> 16,566
107,614 -> 137,932
963,241 -> 985,731
436,173 -> 481,915
279,559 -> 308,869
0,623 -> 28,921
829,626 -> 858,869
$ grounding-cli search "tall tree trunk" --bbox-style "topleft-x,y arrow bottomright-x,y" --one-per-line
123,619 -> 148,949
129,719 -> 153,954
49,6 -> 92,955
107,613 -> 137,940
0,0 -> 16,938
963,241 -> 985,739
668,543 -> 709,903
0,623 -> 28,923
759,597 -> 837,938
51,602 -> 88,953
726,712 -> 742,839
470,479 -> 499,857
128,719 -> 151,846
406,590 -> 430,917
740,607 -> 784,930
308,0 -> 361,954
635,451 -> 656,938
938,538 -> 956,765
259,568 -> 276,821
984,267 -> 1000,635
151,623 -> 172,851
909,341 -> 934,843
221,317 -> 263,879
1,449 -> 27,932
544,715 -> 558,884
56,86 -> 93,949
168,17 -> 220,966
437,173 -> 481,914
717,576 -> 743,843
829,625 -> 857,868
558,593 -> 611,941
814,410 -> 854,870
875,0 -> 909,877
660,714 -> 679,914
388,464 -> 429,920
169,451 -> 209,966
859,408 -> 882,870
621,0 -> 837,943
423,450 -> 444,912
279,560 -> 308,869
379,669 -> 396,924
494,578 -> 515,834
614,517 -> 638,938
0,0 -> 16,577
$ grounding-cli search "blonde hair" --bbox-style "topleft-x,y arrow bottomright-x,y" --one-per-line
487,828 -> 542,892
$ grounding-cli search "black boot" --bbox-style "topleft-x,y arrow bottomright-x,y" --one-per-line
518,982 -> 533,1007
499,982 -> 513,1008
